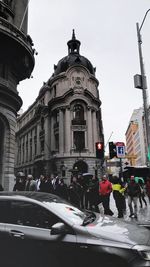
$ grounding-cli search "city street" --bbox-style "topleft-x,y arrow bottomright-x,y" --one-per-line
110,194 -> 150,224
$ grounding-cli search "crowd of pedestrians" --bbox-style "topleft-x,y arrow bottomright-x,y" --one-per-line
13,171 -> 150,219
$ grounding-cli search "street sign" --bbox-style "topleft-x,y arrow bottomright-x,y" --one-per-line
116,142 -> 125,158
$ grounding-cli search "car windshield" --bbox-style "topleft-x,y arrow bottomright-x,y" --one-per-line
44,201 -> 92,225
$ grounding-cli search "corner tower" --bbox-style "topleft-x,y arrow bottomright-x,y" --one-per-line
0,0 -> 34,190
15,31 -> 104,180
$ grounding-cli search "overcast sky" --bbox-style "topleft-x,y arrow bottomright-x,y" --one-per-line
18,0 -> 150,153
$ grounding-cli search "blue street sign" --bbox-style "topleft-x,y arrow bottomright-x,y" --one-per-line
116,145 -> 125,158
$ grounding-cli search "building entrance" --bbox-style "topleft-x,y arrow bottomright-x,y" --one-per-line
73,160 -> 88,174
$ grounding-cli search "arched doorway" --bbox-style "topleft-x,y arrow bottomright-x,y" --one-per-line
73,160 -> 88,174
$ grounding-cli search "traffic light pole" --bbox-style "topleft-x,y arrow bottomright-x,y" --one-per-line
119,158 -> 123,179
136,11 -> 150,165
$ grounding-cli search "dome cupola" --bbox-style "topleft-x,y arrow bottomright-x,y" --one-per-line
53,30 -> 95,76
67,29 -> 81,54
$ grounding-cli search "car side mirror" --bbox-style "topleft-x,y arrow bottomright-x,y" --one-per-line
51,222 -> 68,235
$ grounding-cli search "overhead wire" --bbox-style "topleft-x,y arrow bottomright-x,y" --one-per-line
19,0 -> 30,30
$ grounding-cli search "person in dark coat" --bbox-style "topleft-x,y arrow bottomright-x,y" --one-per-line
138,179 -> 147,208
84,176 -> 92,210
13,172 -> 26,191
127,175 -> 141,218
51,176 -> 60,195
0,184 -> 4,191
68,176 -> 82,207
77,174 -> 86,209
88,176 -> 100,212
57,178 -> 68,200
39,175 -> 53,193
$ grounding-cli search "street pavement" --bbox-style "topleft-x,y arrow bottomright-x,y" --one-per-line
109,194 -> 150,224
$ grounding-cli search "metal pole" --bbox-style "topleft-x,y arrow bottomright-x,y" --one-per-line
19,0 -> 30,30
104,131 -> 113,150
136,22 -> 150,165
119,158 -> 123,179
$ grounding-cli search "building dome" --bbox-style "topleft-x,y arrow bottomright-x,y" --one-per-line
53,30 -> 95,76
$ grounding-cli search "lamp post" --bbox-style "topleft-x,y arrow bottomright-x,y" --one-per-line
134,9 -> 150,165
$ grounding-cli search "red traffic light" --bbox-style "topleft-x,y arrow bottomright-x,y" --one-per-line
95,142 -> 104,159
96,142 -> 103,150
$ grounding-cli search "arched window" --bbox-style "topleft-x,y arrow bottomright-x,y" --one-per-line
73,104 -> 84,121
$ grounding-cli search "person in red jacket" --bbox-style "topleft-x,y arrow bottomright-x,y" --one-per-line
99,175 -> 114,215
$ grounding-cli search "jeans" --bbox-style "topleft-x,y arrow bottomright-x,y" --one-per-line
128,196 -> 138,215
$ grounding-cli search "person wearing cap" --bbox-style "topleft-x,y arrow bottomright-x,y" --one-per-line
126,175 -> 141,219
99,175 -> 114,216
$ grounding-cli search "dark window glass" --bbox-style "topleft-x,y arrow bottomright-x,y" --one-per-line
55,133 -> 59,150
0,200 -> 60,229
74,131 -> 85,151
73,104 -> 84,121
0,201 -> 10,223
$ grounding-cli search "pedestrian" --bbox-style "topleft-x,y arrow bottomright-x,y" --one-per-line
89,176 -> 100,212
25,174 -> 37,191
68,176 -> 82,207
0,184 -> 4,191
112,176 -> 126,218
51,175 -> 60,195
77,174 -> 86,209
126,175 -> 141,219
39,175 -> 53,193
138,179 -> 147,208
99,175 -> 114,216
146,176 -> 150,203
35,174 -> 43,191
57,178 -> 68,200
134,176 -> 145,184
84,176 -> 93,210
13,172 -> 26,191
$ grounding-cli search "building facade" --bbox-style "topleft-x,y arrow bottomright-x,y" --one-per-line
15,31 -> 104,183
0,0 -> 34,190
125,108 -> 146,166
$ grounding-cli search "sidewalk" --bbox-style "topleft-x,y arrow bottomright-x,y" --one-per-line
109,194 -> 150,223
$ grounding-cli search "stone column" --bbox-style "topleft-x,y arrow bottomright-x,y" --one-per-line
93,110 -> 98,149
24,135 -> 26,163
65,107 -> 71,153
44,115 -> 50,157
28,133 -> 31,162
51,116 -> 55,152
87,107 -> 93,152
59,109 -> 64,154
37,123 -> 40,155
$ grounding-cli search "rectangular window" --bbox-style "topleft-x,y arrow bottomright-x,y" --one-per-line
55,134 -> 59,150
74,131 -> 85,152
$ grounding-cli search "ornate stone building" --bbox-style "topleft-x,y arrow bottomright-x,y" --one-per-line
15,31 -> 104,182
0,0 -> 34,190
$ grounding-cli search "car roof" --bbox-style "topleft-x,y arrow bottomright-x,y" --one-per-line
0,191 -> 67,203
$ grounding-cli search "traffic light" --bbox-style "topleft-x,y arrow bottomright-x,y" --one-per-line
95,142 -> 104,159
109,142 -> 117,159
